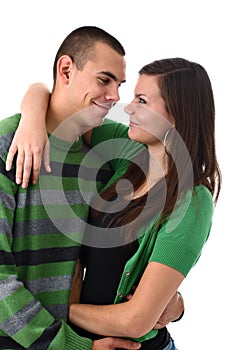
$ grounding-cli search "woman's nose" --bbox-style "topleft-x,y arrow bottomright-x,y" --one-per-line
124,103 -> 135,114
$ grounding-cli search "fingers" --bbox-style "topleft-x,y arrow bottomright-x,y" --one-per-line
31,148 -> 46,186
108,338 -> 141,349
5,141 -> 34,188
153,312 -> 166,329
153,312 -> 174,329
26,145 -> 50,187
43,141 -> 51,174
6,142 -> 51,188
154,321 -> 166,329
31,142 -> 51,185
15,148 -> 27,186
5,143 -> 18,172
124,285 -> 137,301
22,152 -> 33,188
6,143 -> 31,187
125,293 -> 133,301
15,148 -> 37,189
92,337 -> 141,349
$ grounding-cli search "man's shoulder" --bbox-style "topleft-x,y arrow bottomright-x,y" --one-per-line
0,113 -> 21,136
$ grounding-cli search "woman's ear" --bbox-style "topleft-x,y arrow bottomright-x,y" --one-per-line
169,114 -> 175,128
56,55 -> 74,84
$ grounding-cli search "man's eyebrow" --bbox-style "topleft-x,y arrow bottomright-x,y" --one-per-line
99,71 -> 126,84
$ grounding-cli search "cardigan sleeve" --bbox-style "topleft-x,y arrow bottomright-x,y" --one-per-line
91,118 -> 144,174
149,185 -> 214,276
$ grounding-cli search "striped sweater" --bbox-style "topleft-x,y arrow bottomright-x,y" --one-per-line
0,114 -> 112,349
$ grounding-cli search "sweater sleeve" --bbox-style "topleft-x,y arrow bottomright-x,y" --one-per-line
91,118 -> 144,174
0,166 -> 92,350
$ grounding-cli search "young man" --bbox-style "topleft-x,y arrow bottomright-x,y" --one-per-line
1,26 -> 183,349
0,26 -> 142,350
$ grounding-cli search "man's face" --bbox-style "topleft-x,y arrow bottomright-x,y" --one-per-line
66,42 -> 126,128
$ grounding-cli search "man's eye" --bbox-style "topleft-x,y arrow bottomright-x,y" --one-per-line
98,78 -> 109,84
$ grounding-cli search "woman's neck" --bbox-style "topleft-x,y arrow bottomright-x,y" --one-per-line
131,143 -> 167,200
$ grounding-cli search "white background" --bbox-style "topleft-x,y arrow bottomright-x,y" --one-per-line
0,1 -> 231,348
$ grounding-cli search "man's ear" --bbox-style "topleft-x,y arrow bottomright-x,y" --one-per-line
56,55 -> 74,84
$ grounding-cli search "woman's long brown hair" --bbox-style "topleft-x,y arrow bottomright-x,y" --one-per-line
91,58 -> 221,242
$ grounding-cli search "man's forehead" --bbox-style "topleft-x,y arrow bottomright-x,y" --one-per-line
87,45 -> 126,82
93,42 -> 125,62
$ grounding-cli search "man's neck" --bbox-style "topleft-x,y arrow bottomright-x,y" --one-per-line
46,100 -> 81,143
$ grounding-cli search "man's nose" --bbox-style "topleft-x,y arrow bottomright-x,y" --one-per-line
105,85 -> 120,102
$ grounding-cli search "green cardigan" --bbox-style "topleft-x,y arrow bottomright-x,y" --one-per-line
91,118 -> 214,342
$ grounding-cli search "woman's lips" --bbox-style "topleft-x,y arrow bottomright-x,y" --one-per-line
129,120 -> 139,126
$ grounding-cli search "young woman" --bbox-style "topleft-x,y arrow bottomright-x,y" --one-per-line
6,58 -> 221,350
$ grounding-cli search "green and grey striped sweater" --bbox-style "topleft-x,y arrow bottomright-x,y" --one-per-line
0,114 -> 112,349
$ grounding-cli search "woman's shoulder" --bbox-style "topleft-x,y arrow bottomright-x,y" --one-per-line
192,184 -> 214,210
194,183 -> 213,198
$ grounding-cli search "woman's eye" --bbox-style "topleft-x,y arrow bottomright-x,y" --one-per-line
138,97 -> 146,104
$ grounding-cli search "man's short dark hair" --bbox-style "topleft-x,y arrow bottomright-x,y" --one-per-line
53,26 -> 125,81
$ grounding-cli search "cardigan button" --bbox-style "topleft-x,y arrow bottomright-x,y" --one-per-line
118,293 -> 123,299
125,270 -> 130,276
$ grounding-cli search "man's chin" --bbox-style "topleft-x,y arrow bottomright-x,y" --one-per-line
95,119 -> 104,127
86,119 -> 104,131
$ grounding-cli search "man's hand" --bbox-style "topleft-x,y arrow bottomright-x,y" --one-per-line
68,259 -> 83,306
154,291 -> 184,329
125,287 -> 184,330
92,337 -> 141,349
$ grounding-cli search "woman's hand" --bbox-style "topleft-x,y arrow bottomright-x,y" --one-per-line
5,83 -> 51,188
6,121 -> 50,188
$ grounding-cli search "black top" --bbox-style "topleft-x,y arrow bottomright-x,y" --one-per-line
80,242 -> 139,305
71,200 -> 170,349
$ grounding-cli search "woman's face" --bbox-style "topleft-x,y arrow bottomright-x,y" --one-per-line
125,74 -> 175,146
